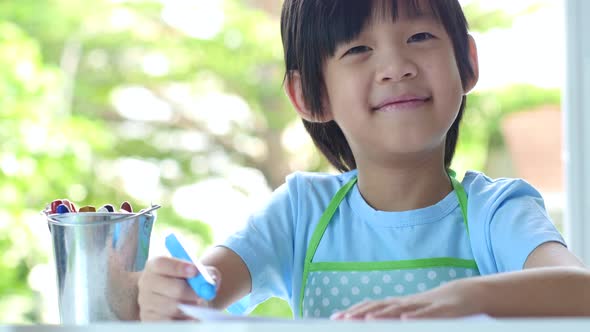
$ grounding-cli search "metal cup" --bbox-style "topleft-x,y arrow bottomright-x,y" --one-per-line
46,206 -> 159,324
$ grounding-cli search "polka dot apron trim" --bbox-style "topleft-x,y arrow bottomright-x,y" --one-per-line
299,172 -> 480,318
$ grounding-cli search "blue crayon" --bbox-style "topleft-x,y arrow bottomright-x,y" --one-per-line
56,204 -> 70,214
165,233 -> 216,301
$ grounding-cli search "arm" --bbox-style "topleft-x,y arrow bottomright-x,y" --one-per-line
334,242 -> 590,320
136,178 -> 298,320
201,246 -> 252,310
473,242 -> 590,317
463,179 -> 590,316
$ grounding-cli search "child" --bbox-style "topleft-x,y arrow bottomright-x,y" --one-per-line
136,0 -> 589,321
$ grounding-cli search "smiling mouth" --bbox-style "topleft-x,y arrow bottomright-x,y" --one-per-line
374,97 -> 432,112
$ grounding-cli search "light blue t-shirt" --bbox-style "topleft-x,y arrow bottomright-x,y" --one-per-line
222,170 -> 565,317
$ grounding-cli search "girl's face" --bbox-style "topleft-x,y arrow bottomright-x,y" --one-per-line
321,5 -> 477,168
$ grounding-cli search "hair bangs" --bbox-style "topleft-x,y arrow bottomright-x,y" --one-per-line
319,0 -> 446,60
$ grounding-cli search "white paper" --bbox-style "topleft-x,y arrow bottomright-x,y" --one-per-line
178,304 -> 282,322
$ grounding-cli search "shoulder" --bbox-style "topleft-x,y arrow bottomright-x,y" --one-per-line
461,171 -> 563,273
461,170 -> 546,214
461,170 -> 549,230
462,170 -> 541,197
258,170 -> 357,218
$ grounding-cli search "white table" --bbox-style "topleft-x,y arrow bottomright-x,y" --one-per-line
3,319 -> 590,332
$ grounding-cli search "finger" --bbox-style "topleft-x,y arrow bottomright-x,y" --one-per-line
400,304 -> 452,320
141,308 -> 196,322
139,273 -> 202,303
367,302 -> 424,320
207,266 -> 222,289
331,300 -> 368,319
146,256 -> 199,278
141,309 -> 182,322
139,291 -> 201,318
140,310 -> 169,321
341,300 -> 390,320
174,313 -> 199,321
340,299 -> 377,313
333,297 -> 402,319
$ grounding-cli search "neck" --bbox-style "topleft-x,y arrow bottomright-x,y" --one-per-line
355,157 -> 453,212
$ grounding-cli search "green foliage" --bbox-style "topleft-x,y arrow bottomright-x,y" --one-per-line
0,22 -> 64,323
463,2 -> 544,33
463,3 -> 515,32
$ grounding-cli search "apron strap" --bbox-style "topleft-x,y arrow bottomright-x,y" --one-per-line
449,172 -> 470,235
299,176 -> 357,316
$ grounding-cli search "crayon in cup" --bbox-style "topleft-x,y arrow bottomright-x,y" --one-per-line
56,204 -> 70,214
120,201 -> 133,213
61,199 -> 77,213
79,206 -> 96,213
50,200 -> 63,214
98,204 -> 115,213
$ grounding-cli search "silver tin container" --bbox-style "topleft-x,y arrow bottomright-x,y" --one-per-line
46,206 -> 159,324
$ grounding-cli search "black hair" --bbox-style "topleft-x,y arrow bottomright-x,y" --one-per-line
281,0 -> 475,172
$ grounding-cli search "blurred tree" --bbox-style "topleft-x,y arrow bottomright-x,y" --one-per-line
0,0 -> 560,323
0,20 -> 113,322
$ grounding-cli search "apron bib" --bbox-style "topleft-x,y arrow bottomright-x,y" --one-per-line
299,172 -> 480,318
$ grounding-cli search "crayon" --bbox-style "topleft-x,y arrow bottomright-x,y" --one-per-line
79,206 -> 96,212
165,233 -> 216,301
120,201 -> 133,213
100,204 -> 115,212
61,199 -> 77,213
56,204 -> 70,214
50,200 -> 63,214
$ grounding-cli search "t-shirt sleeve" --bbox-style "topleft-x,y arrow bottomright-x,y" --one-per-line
468,175 -> 566,274
220,178 -> 297,314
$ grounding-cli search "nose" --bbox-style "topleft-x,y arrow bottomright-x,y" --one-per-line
375,50 -> 418,83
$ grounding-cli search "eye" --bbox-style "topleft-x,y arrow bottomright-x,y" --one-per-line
408,32 -> 435,43
343,45 -> 372,57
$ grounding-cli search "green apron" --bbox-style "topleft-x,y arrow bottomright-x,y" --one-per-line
299,172 -> 480,318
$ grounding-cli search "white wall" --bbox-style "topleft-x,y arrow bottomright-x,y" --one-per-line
564,0 -> 590,265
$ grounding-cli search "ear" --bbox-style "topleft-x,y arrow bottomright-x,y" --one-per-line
284,71 -> 333,123
463,34 -> 479,94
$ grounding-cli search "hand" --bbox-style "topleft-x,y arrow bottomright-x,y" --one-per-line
331,278 -> 484,320
137,256 -> 221,321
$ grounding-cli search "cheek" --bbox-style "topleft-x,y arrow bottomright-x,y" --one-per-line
325,73 -> 366,107
427,57 -> 464,105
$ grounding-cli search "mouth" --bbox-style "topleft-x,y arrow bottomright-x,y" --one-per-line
373,95 -> 432,112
